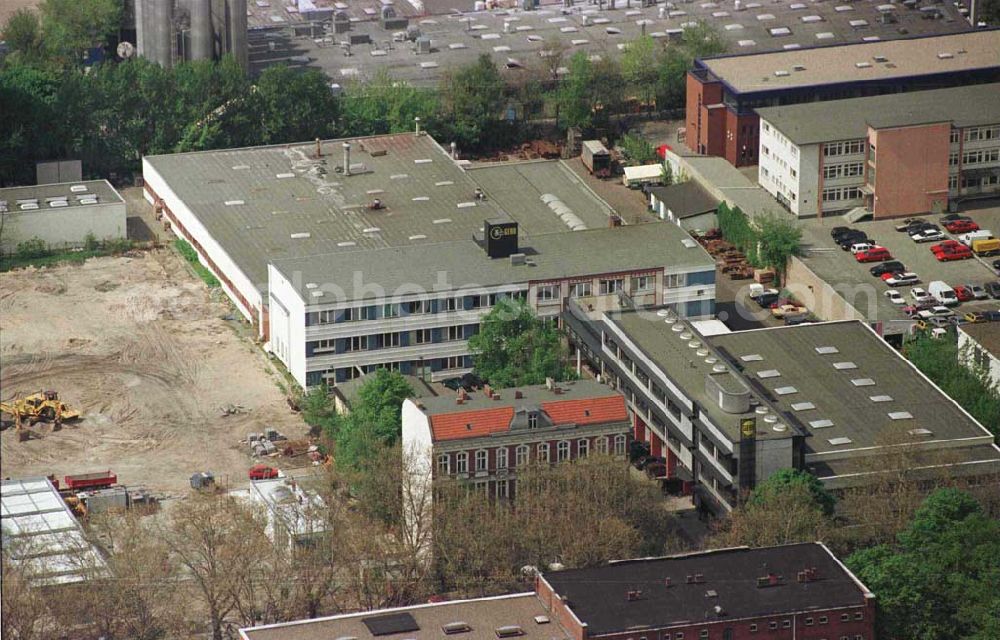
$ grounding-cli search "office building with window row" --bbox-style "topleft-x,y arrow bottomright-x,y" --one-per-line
143,132 -> 717,388
757,83 -> 1000,218
686,30 -> 1000,168
565,308 -> 1000,513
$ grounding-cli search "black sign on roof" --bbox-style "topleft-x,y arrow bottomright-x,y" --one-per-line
361,612 -> 420,636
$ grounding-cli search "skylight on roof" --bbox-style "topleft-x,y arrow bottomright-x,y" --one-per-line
337,241 -> 356,247
390,173 -> 409,180
435,181 -> 454,187
681,238 -> 698,248
870,395 -> 893,403
758,370 -> 781,379
740,354 -> 764,362
833,362 -> 857,370
414,158 -> 432,164
409,234 -> 427,240
457,202 -> 476,208
290,232 -> 311,239
888,411 -> 914,420
855,62 -> 872,68
276,173 -> 295,179
851,378 -> 875,387
908,428 -> 933,437
828,437 -> 853,446
774,386 -> 798,396
791,402 -> 816,411
809,419 -> 834,429
433,218 -> 452,224
224,200 -> 245,206
815,346 -> 839,355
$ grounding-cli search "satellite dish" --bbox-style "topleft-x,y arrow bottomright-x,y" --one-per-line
117,41 -> 135,59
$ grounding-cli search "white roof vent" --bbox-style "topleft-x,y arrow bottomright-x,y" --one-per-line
908,428 -> 933,437
50,200 -> 68,207
435,180 -> 454,186
815,346 -> 839,354
774,70 -> 790,77
225,200 -> 245,206
712,364 -> 727,373
457,202 -> 477,208
688,340 -> 701,349
412,196 -> 430,202
888,411 -> 913,420
672,324 -> 685,333
851,378 -> 875,387
855,61 -> 872,68
740,354 -> 764,362
833,361 -> 857,370
758,369 -> 781,379
755,405 -> 769,415
680,332 -> 693,340
697,349 -> 710,357
409,234 -> 427,240
337,241 -> 356,247
362,227 -> 381,234
310,291 -> 324,298
704,357 -> 717,364
276,172 -> 295,179
828,437 -> 853,446
70,184 -> 88,193
681,238 -> 698,248
937,52 -> 954,59
305,283 -> 318,289
534,616 -> 550,625
433,218 -> 452,224
290,232 -> 311,239
390,173 -> 409,180
870,395 -> 893,402
809,419 -> 834,429
232,164 -> 250,170
774,386 -> 798,395
763,414 -> 779,424
791,402 -> 815,411
772,423 -> 787,432
414,158 -> 433,164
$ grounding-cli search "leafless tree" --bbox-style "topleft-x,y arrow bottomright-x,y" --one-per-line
1,552 -> 51,640
707,483 -> 834,549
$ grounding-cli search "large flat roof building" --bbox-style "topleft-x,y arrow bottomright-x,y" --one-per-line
563,306 -> 1000,512
756,83 -> 1000,217
144,133 -> 717,388
0,180 -> 126,252
686,30 -> 1000,167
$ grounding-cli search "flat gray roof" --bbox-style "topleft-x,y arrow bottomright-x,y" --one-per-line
757,83 -> 1000,145
673,154 -> 781,220
0,180 -> 123,213
271,221 -> 715,302
649,182 -> 720,219
144,134 -> 629,295
707,321 -> 998,458
417,378 -> 619,417
240,593 -> 569,640
959,322 -> 1000,358
701,30 -> 1000,94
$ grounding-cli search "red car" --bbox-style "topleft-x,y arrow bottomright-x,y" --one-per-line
943,219 -> 979,233
935,246 -> 973,261
931,240 -> 964,253
953,285 -> 974,302
248,464 -> 280,480
855,247 -> 892,263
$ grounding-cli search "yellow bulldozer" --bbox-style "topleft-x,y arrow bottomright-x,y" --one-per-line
0,391 -> 81,441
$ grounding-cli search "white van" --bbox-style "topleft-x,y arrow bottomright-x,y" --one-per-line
927,281 -> 959,306
958,230 -> 994,247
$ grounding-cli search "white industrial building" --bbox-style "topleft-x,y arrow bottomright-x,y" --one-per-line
1,477 -> 108,586
757,84 -> 1000,218
958,324 -> 1000,390
0,180 -> 126,253
143,133 -> 717,388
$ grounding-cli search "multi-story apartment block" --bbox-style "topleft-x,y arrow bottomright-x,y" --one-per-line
143,133 -> 717,388
757,83 -> 1000,218
564,307 -> 1000,513
686,31 -> 1000,167
239,543 -> 876,640
401,379 -> 631,501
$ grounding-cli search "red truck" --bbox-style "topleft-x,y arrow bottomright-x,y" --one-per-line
248,464 -> 279,481
63,470 -> 117,491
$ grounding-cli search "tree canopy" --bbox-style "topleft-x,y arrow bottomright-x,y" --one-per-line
750,468 -> 836,516
334,369 -> 414,475
39,0 -> 121,64
467,298 -> 573,388
847,489 -> 1000,640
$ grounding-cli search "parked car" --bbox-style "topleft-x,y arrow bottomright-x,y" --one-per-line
953,285 -> 974,302
912,228 -> 946,243
785,312 -> 812,325
940,213 -> 972,223
856,247 -> 893,262
850,241 -> 877,255
966,283 -> 988,300
910,287 -> 932,303
830,226 -> 853,239
885,290 -> 906,305
908,222 -> 939,236
838,232 -> 869,249
870,261 -> 906,277
931,239 -> 964,253
943,219 -> 979,234
757,292 -> 781,308
248,464 -> 280,480
882,272 -> 920,287
986,281 -> 1000,299
966,310 -> 1000,323
917,305 -> 955,319
771,303 -> 808,318
916,316 -> 953,330
928,281 -> 959,306
935,245 -> 973,261
894,217 -> 926,231
993,258 -> 1000,272
904,302 -> 937,317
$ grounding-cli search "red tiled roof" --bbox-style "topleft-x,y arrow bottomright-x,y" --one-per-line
430,407 -> 515,441
542,396 -> 628,426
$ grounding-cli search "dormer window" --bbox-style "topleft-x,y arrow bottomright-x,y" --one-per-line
528,413 -> 538,428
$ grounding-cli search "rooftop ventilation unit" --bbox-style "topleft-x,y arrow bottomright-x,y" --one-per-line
833,361 -> 857,370
224,200 -> 245,206
70,185 -> 88,193
828,437 -> 853,446
870,395 -> 893,402
791,402 -> 815,411
774,70 -> 790,77
855,62 -> 872,68
495,625 -> 524,638
681,238 -> 698,248
888,411 -> 913,420
290,232 -> 311,239
809,419 -> 834,429
740,354 -> 763,362
533,616 -> 550,625
337,241 -> 356,247
442,622 -> 471,635
815,346 -> 839,354
937,52 -> 954,59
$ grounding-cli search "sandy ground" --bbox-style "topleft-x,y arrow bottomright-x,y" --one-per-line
0,249 -> 309,495
0,0 -> 39,25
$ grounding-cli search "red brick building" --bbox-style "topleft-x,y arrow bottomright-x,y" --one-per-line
537,543 -> 877,640
401,379 -> 631,499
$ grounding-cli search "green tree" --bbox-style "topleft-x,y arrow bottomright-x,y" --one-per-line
2,9 -> 44,62
903,334 -> 1000,433
252,66 -> 340,145
709,475 -> 834,548
300,382 -> 343,441
750,468 -> 836,516
618,133 -> 657,166
39,0 -> 121,64
340,70 -> 440,137
978,0 -> 1000,24
652,22 -> 727,113
621,36 -> 659,109
468,297 -> 572,388
0,62 -> 65,185
439,54 -> 507,150
847,489 -> 1000,640
335,370 -> 414,474
756,214 -> 803,274
556,51 -> 597,131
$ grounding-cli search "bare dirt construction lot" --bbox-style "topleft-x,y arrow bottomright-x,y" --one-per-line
0,249 -> 308,494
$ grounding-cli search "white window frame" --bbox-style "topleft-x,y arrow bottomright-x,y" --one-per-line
528,413 -> 538,429
456,451 -> 468,474
632,275 -> 653,292
437,453 -> 450,475
577,438 -> 589,458
599,278 -> 624,295
495,479 -> 509,499
557,440 -> 571,462
475,449 -> 488,472
596,436 -> 609,455
614,434 -> 627,456
536,284 -> 559,301
516,445 -> 530,467
570,282 -> 593,298
537,442 -> 550,463
496,447 -> 509,470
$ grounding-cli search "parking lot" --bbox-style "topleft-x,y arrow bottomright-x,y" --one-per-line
798,201 -> 1000,335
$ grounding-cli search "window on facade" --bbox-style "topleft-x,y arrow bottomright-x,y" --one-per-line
805,617 -> 814,626
578,438 -> 589,457
749,623 -> 758,633
382,303 -> 399,319
675,633 -> 684,640
443,297 -> 460,312
496,447 -> 509,470
665,273 -> 687,289
314,339 -> 335,352
570,282 -> 592,298
699,630 -> 708,639
537,284 -> 559,301
528,413 -> 538,429
380,332 -> 400,348
782,620 -> 791,628
840,614 -> 850,622
557,441 -> 570,462
475,450 -> 488,472
854,613 -> 864,621
537,442 -> 550,463
456,452 -> 468,474
762,145 -> 770,157
949,175 -> 959,190
446,325 -> 463,341
596,437 -> 609,454
414,329 -> 431,344
437,454 -> 450,475
614,434 -> 627,456
632,275 -> 653,292
599,278 -> 624,295
951,129 -> 960,144
516,445 -> 530,467
343,336 -> 368,352
819,616 -> 828,624
769,621 -> 778,630
496,480 -> 509,499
